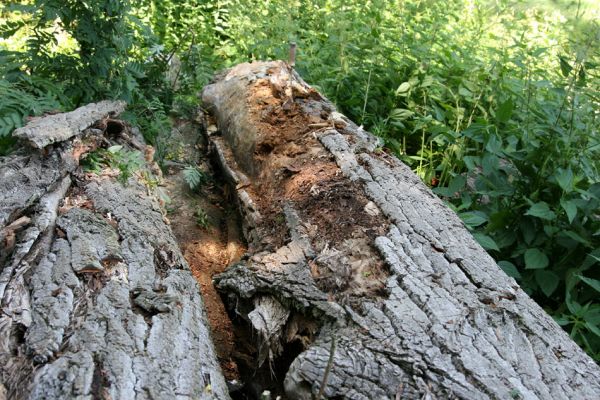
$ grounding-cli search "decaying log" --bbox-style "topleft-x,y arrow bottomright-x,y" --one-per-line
0,103 -> 228,399
202,61 -> 600,399
12,101 -> 127,149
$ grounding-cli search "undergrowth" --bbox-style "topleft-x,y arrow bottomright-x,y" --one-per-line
82,145 -> 144,184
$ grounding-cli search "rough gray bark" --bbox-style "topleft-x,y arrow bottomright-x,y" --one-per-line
12,101 -> 126,149
0,104 -> 228,399
202,61 -> 600,400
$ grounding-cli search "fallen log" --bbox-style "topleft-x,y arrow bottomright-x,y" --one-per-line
202,61 -> 600,399
0,102 -> 228,399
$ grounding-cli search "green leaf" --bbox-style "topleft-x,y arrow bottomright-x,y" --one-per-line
463,155 -> 479,171
577,275 -> 600,293
520,219 -> 536,245
396,82 -> 411,95
458,86 -> 472,97
563,230 -> 590,246
498,260 -> 521,279
494,228 -> 517,248
183,165 -> 205,190
107,145 -> 123,154
566,293 -> 581,314
389,108 -> 414,121
524,248 -> 549,269
554,315 -> 571,326
525,202 -> 556,220
559,55 -> 573,77
485,135 -> 503,154
459,211 -> 488,227
433,175 -> 466,197
585,321 -> 600,338
473,233 -> 500,251
496,99 -> 513,123
584,308 -> 600,325
555,167 -> 574,192
420,75 -> 434,87
481,153 -> 499,175
447,175 -> 466,193
582,252 -> 600,270
535,270 -> 559,296
560,199 -> 577,224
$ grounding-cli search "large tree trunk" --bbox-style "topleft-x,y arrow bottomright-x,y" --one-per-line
0,102 -> 228,399
202,61 -> 600,399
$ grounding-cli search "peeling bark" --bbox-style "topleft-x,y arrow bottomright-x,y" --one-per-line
202,61 -> 600,400
12,101 -> 126,149
0,104 -> 228,399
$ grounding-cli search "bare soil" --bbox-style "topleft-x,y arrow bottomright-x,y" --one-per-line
161,120 -> 245,381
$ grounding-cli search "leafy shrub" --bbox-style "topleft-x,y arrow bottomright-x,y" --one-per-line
0,0 -> 157,103
431,50 -> 600,358
120,95 -> 171,158
0,76 -> 70,154
0,0 -> 171,154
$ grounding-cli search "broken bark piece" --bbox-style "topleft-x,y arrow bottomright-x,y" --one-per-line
12,100 -> 126,149
203,61 -> 600,399
1,104 -> 228,399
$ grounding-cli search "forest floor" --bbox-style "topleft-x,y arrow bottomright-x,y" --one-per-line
160,119 -> 246,382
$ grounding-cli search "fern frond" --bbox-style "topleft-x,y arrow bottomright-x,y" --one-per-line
183,165 -> 205,190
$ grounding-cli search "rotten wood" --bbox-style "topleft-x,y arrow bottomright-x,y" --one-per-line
202,61 -> 600,400
0,103 -> 228,399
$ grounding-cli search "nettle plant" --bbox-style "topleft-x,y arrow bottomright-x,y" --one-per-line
431,41 -> 600,359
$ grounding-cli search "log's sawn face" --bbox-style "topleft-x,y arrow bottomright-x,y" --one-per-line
202,61 -> 600,400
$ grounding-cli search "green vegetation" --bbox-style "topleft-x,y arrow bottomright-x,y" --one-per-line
1,0 -> 599,360
194,206 -> 210,229
82,145 -> 144,184
183,165 -> 208,191
0,0 -> 172,153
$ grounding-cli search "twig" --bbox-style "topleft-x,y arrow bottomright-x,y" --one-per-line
316,334 -> 336,400
286,42 -> 297,105
361,68 -> 372,125
289,42 -> 297,67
